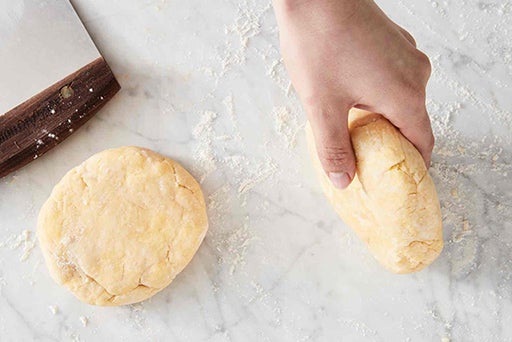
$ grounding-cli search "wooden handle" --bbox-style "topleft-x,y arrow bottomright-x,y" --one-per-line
0,57 -> 120,178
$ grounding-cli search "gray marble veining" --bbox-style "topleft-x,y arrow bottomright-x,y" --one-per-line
0,0 -> 511,341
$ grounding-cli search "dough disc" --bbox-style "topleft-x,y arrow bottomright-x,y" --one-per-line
38,147 -> 208,305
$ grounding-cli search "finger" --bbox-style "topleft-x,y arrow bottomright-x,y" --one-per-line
386,104 -> 435,168
307,102 -> 356,189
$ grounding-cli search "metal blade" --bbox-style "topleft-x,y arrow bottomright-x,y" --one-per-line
0,0 -> 101,114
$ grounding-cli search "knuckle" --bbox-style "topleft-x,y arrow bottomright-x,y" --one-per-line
402,30 -> 417,46
404,87 -> 427,104
407,82 -> 427,102
415,51 -> 432,78
409,35 -> 418,47
401,87 -> 426,110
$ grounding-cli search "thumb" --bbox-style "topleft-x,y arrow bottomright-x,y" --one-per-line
307,102 -> 356,189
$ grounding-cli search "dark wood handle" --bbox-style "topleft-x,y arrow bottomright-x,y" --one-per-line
0,57 -> 120,178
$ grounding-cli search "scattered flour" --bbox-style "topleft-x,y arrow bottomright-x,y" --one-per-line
264,57 -> 293,95
220,1 -> 270,71
272,106 -> 303,149
192,103 -> 276,275
79,316 -> 88,327
337,317 -> 378,338
127,303 -> 153,334
427,90 -> 512,278
0,229 -> 37,262
222,95 -> 242,142
238,162 -> 277,194
192,110 -> 218,182
155,1 -> 512,340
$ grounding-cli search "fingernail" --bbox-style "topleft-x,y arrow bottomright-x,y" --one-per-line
328,172 -> 351,189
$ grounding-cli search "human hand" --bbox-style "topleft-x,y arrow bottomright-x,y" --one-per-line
273,0 -> 434,189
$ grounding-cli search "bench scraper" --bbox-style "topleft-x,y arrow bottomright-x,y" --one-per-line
0,0 -> 120,178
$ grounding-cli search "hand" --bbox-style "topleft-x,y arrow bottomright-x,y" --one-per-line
273,0 -> 434,189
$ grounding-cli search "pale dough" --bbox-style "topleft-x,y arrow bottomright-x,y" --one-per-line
306,109 -> 443,273
37,147 -> 208,305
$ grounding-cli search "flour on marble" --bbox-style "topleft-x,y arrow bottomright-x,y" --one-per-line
195,0 -> 512,338
49,305 -> 59,315
265,57 -> 293,95
337,317 -> 378,338
225,223 -> 253,276
428,93 -> 512,277
390,9 -> 512,338
220,1 -> 269,72
187,1 -> 305,301
272,106 -> 303,149
126,303 -> 154,335
79,316 -> 88,327
0,229 -> 37,262
238,161 -> 277,194
192,110 -> 218,183
191,100 -> 279,276
222,95 -> 242,142
417,22 -> 512,278
204,0 -> 275,82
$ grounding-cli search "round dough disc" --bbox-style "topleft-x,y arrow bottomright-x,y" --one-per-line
37,147 -> 208,306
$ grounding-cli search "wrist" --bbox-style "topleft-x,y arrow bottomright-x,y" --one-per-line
273,0 -> 358,15
273,0 -> 365,31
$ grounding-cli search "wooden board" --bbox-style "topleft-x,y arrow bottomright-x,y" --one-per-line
0,57 -> 120,178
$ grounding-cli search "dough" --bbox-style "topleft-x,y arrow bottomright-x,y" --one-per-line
306,109 -> 443,273
37,147 -> 208,305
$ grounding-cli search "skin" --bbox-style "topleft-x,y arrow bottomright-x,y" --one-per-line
272,0 -> 434,189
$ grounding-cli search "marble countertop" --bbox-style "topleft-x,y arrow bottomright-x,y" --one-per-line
1,0 -> 511,341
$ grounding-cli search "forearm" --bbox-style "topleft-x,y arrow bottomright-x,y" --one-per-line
272,0 -> 362,19
271,0 -> 433,185
272,0 -> 366,35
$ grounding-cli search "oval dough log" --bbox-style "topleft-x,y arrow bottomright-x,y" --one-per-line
37,147 -> 208,305
306,109 -> 443,273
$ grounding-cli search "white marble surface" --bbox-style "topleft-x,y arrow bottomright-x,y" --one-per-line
1,0 -> 512,341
